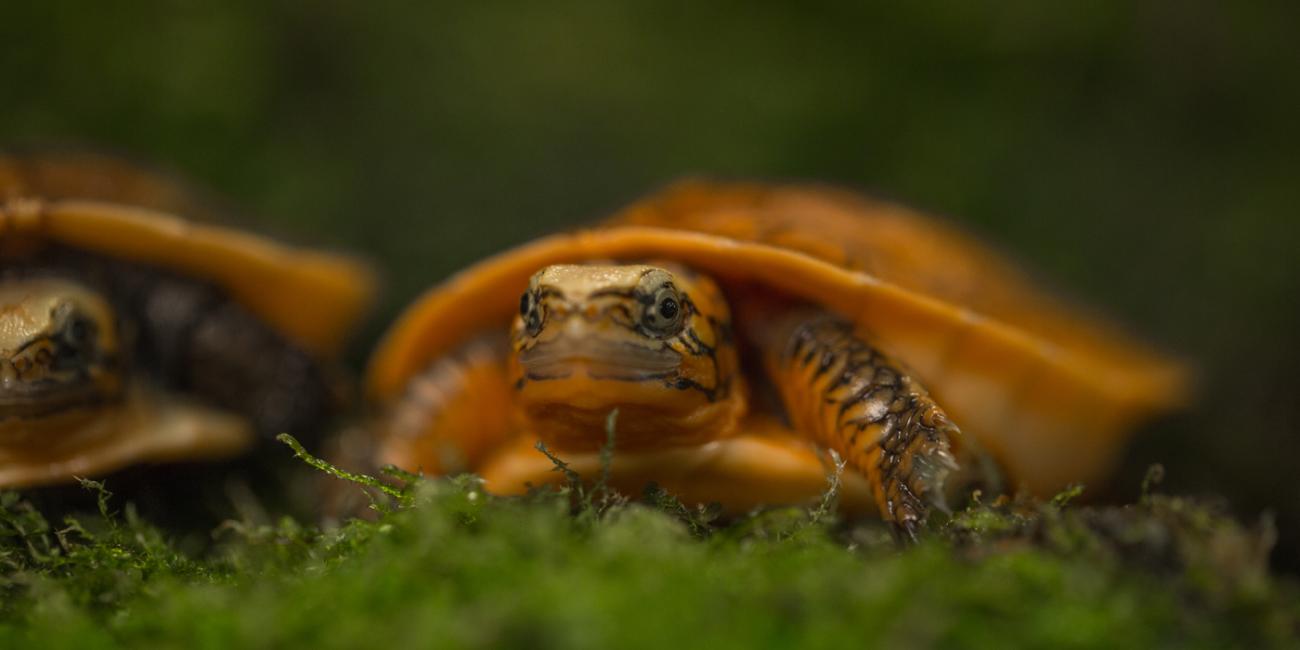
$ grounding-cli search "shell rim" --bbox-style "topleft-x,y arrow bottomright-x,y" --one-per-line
1,198 -> 375,358
366,224 -> 1189,414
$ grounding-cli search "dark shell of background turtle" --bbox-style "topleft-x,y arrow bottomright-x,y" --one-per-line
4,246 -> 343,536
4,245 -> 339,441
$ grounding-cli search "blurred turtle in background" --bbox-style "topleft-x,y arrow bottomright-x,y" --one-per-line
0,152 -> 374,507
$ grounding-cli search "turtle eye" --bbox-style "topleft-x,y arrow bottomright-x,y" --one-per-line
51,313 -> 98,371
519,291 -> 543,336
63,314 -> 94,347
643,286 -> 684,336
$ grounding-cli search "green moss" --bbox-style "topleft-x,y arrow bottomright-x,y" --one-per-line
0,448 -> 1296,649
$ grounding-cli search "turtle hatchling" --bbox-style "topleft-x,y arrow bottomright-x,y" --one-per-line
368,182 -> 1187,535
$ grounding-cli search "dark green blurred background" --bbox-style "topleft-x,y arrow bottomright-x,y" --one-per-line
4,2 -> 1297,567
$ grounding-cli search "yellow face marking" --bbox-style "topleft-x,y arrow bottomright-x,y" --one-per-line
509,264 -> 746,452
0,278 -> 123,422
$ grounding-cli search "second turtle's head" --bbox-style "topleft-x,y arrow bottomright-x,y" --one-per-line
0,278 -> 123,438
509,264 -> 744,451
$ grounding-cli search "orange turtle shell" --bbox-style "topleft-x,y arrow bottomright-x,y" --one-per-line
0,152 -> 374,358
368,181 -> 1188,495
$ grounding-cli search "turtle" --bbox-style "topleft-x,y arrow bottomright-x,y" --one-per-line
365,181 -> 1187,534
0,151 -> 375,488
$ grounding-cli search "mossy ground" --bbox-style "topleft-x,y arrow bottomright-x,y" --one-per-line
1,440 -> 1296,650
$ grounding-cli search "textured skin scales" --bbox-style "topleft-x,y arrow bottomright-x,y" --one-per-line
764,314 -> 957,535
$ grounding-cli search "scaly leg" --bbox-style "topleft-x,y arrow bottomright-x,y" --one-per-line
758,312 -> 959,537
376,336 -> 517,476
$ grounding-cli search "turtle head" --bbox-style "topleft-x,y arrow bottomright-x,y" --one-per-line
0,278 -> 123,426
510,264 -> 745,451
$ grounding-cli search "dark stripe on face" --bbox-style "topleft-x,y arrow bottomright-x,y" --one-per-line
682,329 -> 714,357
525,369 -> 574,381
606,304 -> 638,329
588,369 -> 676,382
668,376 -> 719,402
535,287 -> 566,301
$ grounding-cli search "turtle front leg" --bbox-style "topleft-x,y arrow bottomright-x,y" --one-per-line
759,313 -> 959,538
375,336 -> 517,476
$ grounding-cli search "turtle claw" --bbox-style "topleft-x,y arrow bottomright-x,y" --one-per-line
877,404 -> 959,543
893,512 -> 922,545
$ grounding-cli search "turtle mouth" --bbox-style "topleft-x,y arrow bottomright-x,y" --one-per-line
0,377 -> 117,421
519,337 -> 682,382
